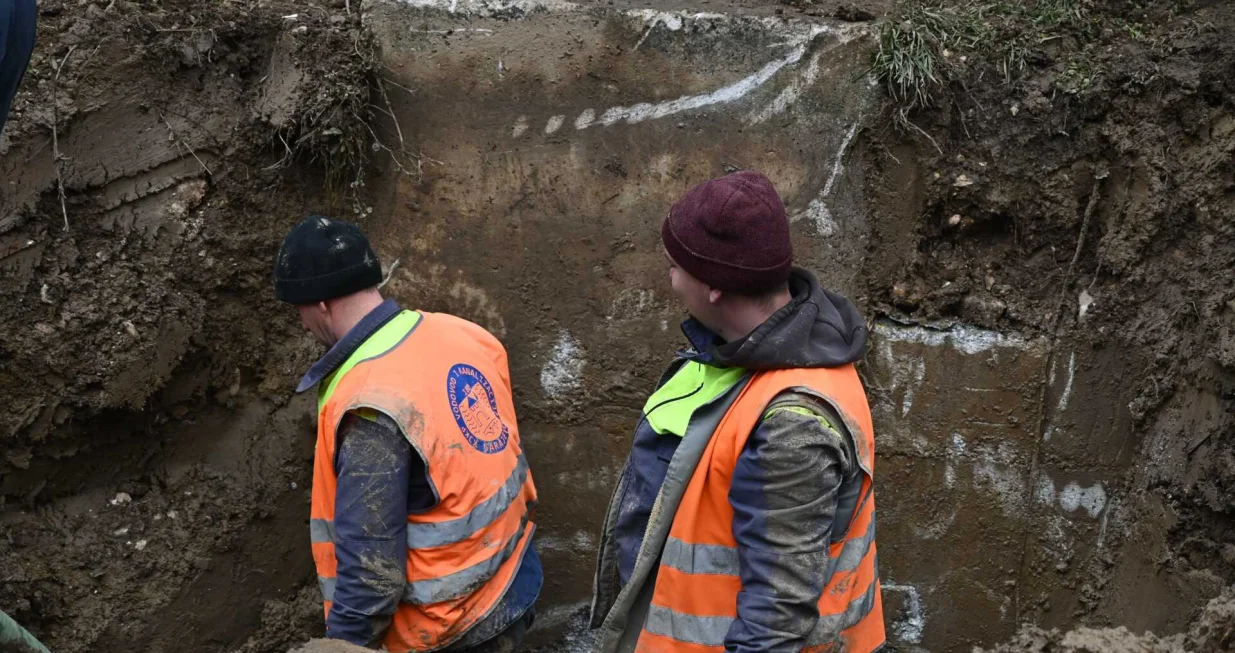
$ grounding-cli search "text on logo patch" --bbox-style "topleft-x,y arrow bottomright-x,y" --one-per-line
447,363 -> 509,454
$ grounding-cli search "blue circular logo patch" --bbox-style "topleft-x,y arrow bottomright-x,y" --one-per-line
447,363 -> 510,454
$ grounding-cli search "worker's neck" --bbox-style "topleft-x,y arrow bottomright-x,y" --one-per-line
330,291 -> 385,342
714,288 -> 793,342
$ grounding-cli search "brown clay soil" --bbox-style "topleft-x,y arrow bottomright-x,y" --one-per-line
861,0 -> 1235,643
980,588 -> 1235,652
0,0 -> 374,650
0,0 -> 1234,651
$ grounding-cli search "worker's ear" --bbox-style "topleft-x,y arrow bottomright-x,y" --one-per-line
708,288 -> 723,304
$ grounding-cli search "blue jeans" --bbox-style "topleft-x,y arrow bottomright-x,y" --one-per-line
0,0 -> 36,137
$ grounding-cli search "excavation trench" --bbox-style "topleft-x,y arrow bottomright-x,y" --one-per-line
1,0 -> 1233,651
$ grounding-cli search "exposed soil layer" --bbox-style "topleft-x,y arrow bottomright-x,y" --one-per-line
981,588 -> 1235,652
0,0 -> 375,650
860,0 -> 1235,643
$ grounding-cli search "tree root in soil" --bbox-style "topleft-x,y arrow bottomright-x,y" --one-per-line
51,45 -> 76,232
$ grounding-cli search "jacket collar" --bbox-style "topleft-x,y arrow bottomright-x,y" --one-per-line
675,268 -> 868,371
295,299 -> 403,394
677,318 -> 722,364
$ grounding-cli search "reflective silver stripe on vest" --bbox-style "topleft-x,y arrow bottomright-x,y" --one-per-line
809,575 -> 879,642
825,513 -> 877,578
644,607 -> 732,647
661,538 -> 738,575
402,515 -> 531,605
310,518 -> 337,544
406,454 -> 530,550
317,518 -> 531,606
660,513 -> 876,580
643,578 -> 880,647
319,575 -> 337,602
308,454 -> 530,550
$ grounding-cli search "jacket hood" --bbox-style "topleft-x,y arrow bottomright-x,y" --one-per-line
699,268 -> 868,370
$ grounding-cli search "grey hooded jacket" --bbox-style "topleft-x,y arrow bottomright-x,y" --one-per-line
589,268 -> 877,652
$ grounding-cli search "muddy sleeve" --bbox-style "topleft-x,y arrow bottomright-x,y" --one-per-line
328,410 -> 413,648
0,0 -> 36,137
724,396 -> 852,653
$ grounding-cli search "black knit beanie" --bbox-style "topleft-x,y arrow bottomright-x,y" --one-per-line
273,215 -> 383,304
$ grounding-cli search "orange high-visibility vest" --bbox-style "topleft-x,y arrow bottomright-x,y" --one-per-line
310,311 -> 538,652
638,364 -> 884,653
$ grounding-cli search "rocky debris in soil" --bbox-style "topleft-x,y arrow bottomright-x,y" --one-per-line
1192,590 -> 1235,651
0,454 -> 305,653
287,640 -> 369,653
984,627 -> 1180,653
526,606 -> 598,653
232,586 -> 325,653
980,587 -> 1235,652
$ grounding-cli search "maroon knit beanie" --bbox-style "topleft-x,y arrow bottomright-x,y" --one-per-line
662,170 -> 793,293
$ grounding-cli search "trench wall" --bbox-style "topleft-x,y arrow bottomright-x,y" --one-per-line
359,2 -> 1152,650
0,0 -> 1191,650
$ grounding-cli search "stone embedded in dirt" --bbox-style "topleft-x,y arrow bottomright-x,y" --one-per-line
1079,289 -> 1095,320
109,492 -> 132,506
4,447 -> 32,470
954,174 -> 975,188
961,293 -> 1008,323
1186,589 -> 1235,650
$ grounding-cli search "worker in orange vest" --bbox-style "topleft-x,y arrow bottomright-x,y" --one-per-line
589,171 -> 885,652
275,216 -> 541,652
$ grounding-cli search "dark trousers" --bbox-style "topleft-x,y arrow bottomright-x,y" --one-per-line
448,608 -> 535,653
0,0 -> 36,137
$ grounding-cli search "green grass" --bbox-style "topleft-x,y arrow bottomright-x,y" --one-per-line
871,11 -> 951,114
871,0 -> 1095,119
